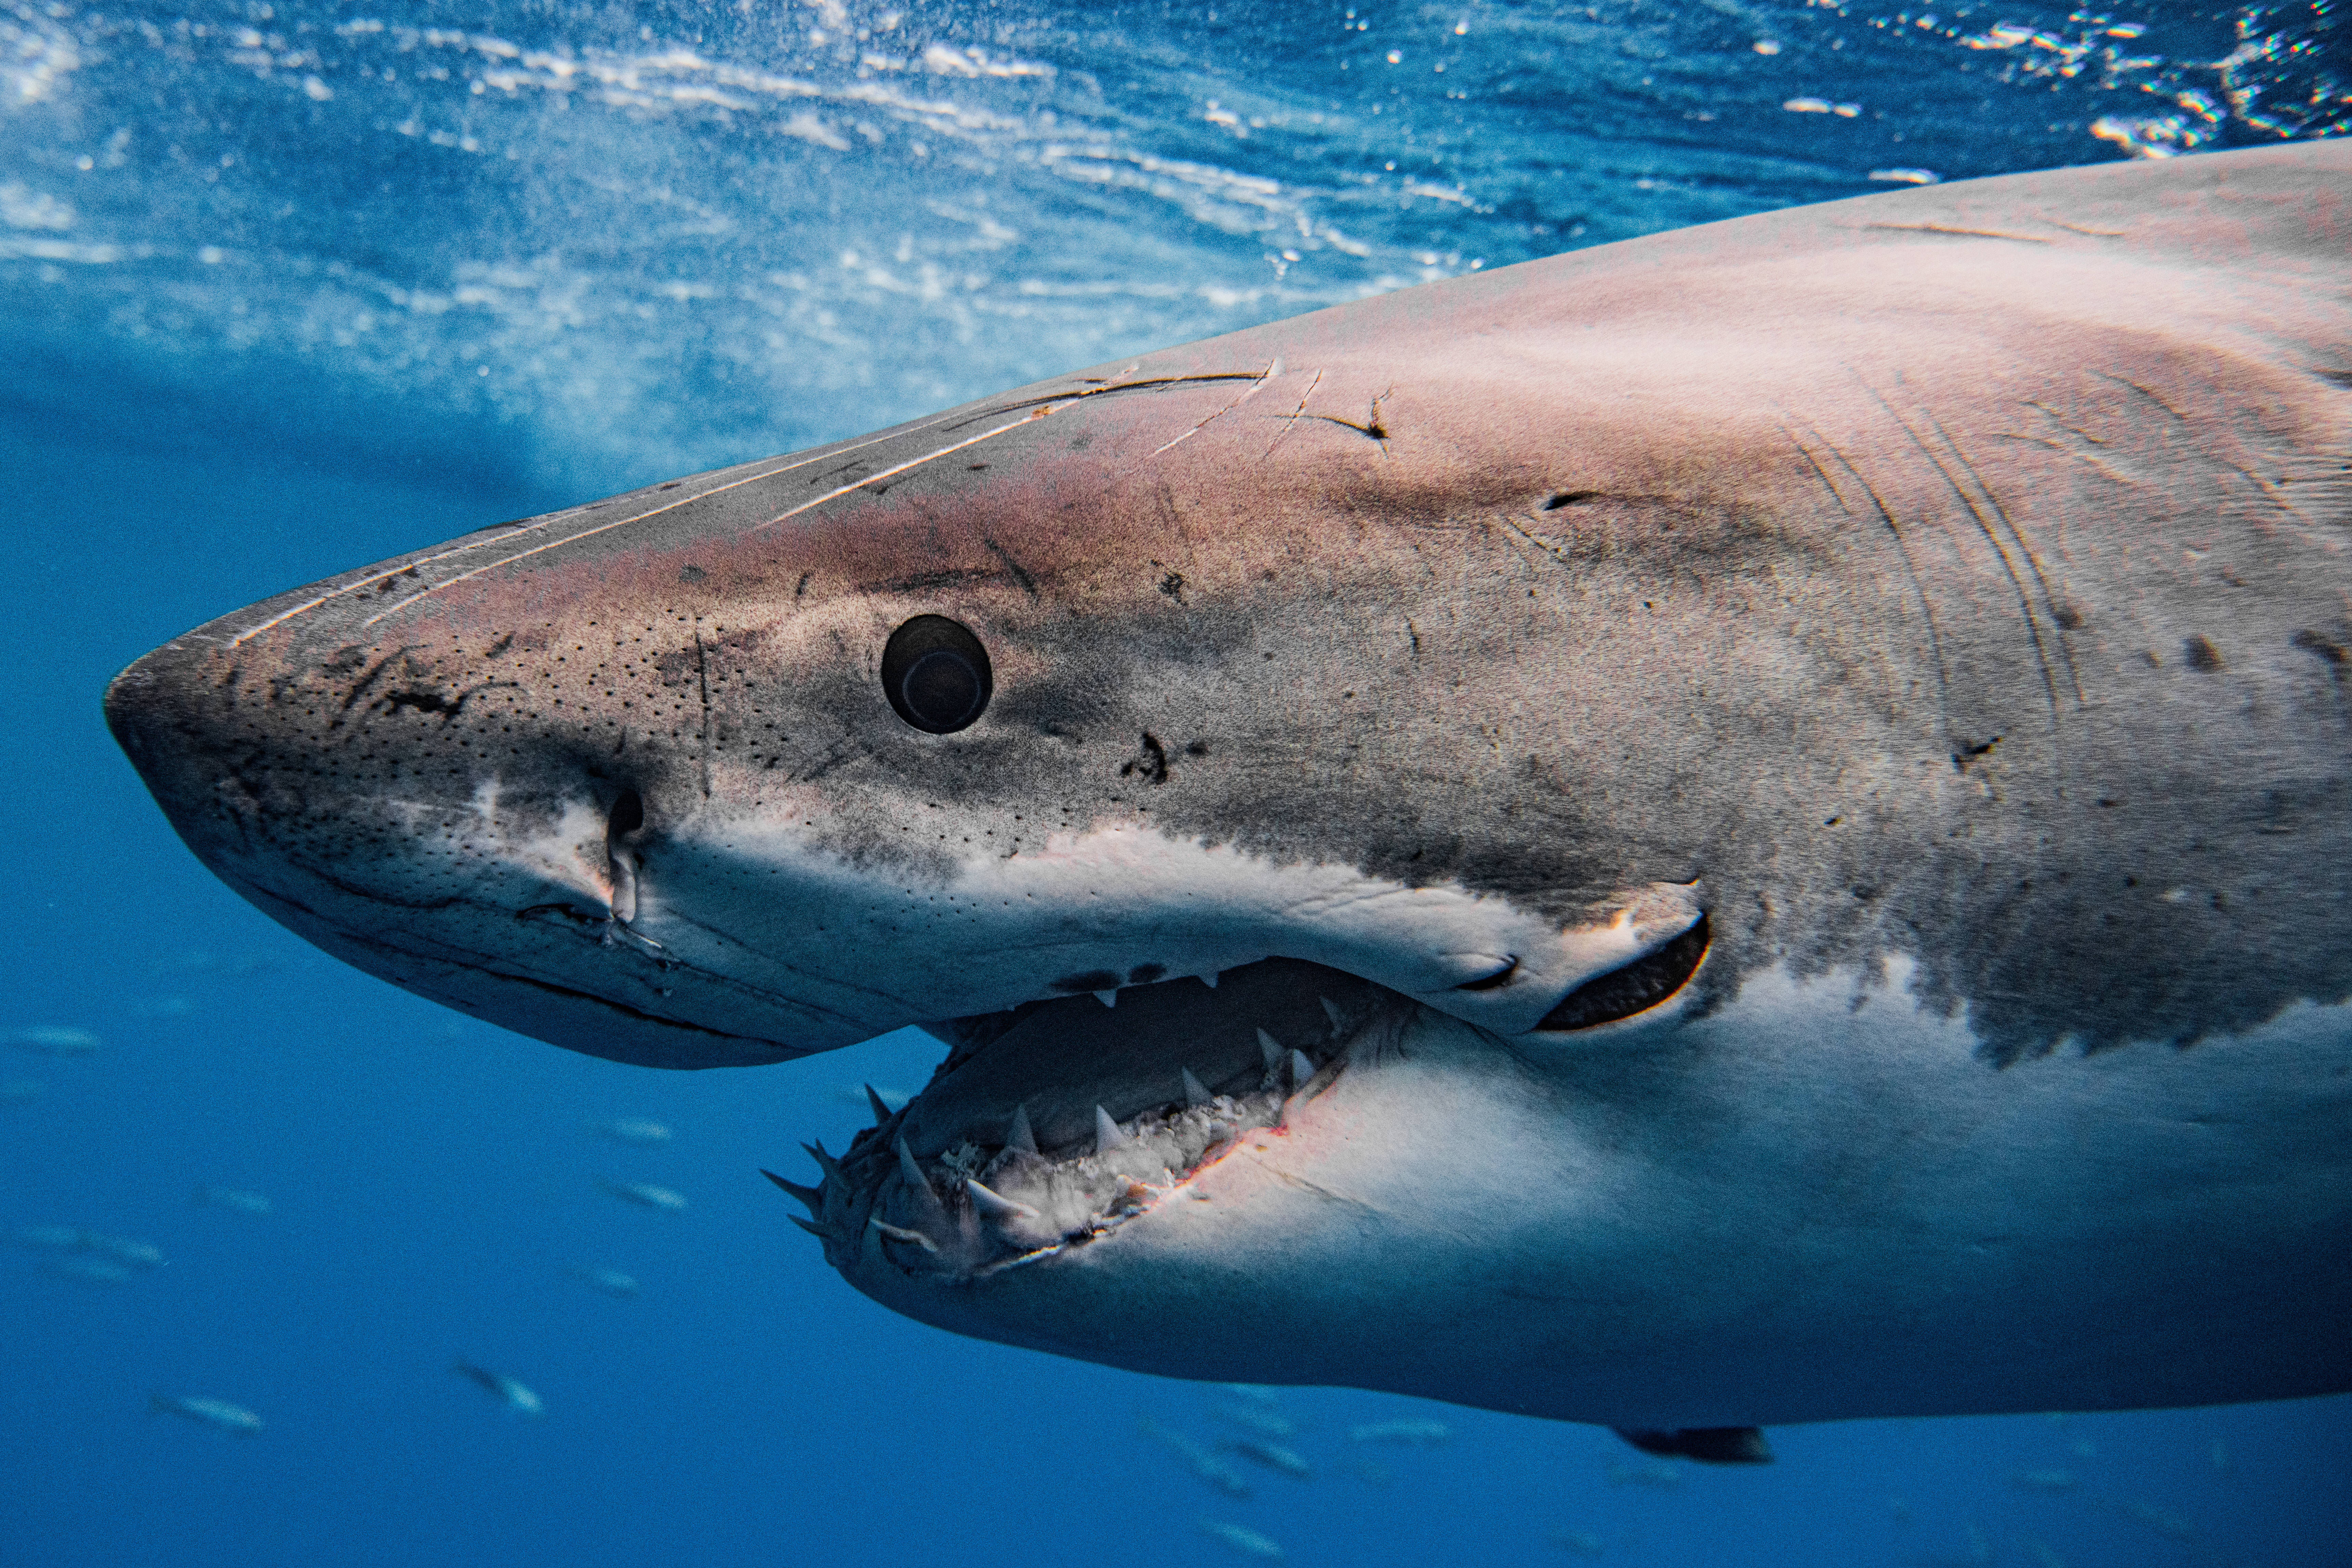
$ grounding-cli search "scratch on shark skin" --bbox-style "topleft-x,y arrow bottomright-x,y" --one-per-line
1860,222 -> 2054,245
2091,368 -> 2186,422
741,408 -> 1065,538
238,412 -> 971,647
1990,431 -> 2135,487
741,373 -> 1281,540
1785,418 -> 1958,753
1303,389 -> 1393,446
968,370 -> 1271,426
1865,385 -> 2070,732
2021,400 -> 2110,446
357,417 -> 1025,629
1264,1165 -> 1387,1217
1921,407 -> 2084,704
1260,368 -> 1326,459
1144,360 -> 1280,461
2038,216 -> 2130,238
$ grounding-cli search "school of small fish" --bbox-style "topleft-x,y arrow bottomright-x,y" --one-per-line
3,1003 -> 698,1437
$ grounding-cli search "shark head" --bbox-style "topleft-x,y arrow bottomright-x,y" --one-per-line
102,345 -> 1725,1069
106,144 -> 2352,1427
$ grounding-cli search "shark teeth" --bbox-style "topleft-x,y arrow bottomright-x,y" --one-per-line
762,1170 -> 823,1214
1094,1105 -> 1130,1154
965,1178 -> 1039,1221
776,1001 -> 1386,1280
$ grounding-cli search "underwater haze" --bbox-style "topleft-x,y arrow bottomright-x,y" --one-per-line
4,1 -> 2349,1564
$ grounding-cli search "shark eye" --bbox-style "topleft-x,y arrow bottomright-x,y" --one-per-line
882,615 -> 993,734
1535,915 -> 1710,1031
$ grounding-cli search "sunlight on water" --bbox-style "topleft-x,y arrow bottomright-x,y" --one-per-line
2,0 -> 2339,487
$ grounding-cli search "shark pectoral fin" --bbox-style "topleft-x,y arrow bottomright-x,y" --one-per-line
1611,1425 -> 1774,1464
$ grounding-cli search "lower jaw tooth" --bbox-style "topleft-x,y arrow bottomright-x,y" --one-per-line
965,1178 -> 1038,1221
869,1217 -> 939,1254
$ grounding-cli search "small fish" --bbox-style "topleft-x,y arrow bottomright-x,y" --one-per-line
1606,1458 -> 1682,1489
49,1255 -> 132,1284
0,1078 -> 43,1103
11,1225 -> 87,1251
12,1227 -> 164,1268
2010,1467 -> 2076,1492
151,1395 -> 263,1435
2098,1497 -> 2197,1541
1197,1520 -> 1284,1561
1212,1401 -> 1297,1438
587,1117 -> 672,1145
452,1360 -> 544,1417
2208,1438 -> 2233,1475
598,1178 -> 686,1211
81,1233 -> 165,1268
565,1264 -> 640,1298
1221,1437 -> 1311,1478
195,1186 -> 273,1215
1550,1530 -> 1606,1558
1216,1383 -> 1283,1404
1138,1415 -> 1251,1498
5,1025 -> 98,1056
1348,1418 -> 1451,1446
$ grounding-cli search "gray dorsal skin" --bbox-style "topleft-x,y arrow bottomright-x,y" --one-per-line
107,145 -> 2352,1429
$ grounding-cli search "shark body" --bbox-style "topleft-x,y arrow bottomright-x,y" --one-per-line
108,145 -> 2352,1429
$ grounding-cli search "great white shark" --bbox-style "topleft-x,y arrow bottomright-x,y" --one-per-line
108,144 -> 2351,1451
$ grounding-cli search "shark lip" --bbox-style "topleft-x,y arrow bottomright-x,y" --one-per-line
772,958 -> 1403,1281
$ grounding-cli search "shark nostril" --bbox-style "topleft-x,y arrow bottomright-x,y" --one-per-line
608,789 -> 645,839
606,790 -> 645,923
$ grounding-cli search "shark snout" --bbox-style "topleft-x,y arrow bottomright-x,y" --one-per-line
102,620 -> 832,1069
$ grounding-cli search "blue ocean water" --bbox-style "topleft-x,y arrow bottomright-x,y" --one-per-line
4,1 -> 2348,1564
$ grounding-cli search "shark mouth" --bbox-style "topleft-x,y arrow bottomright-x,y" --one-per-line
769,958 -> 1405,1282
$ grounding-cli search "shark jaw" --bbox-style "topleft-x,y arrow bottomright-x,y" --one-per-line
770,950 -> 1739,1418
775,959 -> 1412,1284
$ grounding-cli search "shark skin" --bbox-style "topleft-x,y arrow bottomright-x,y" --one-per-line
107,144 -> 2352,1429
